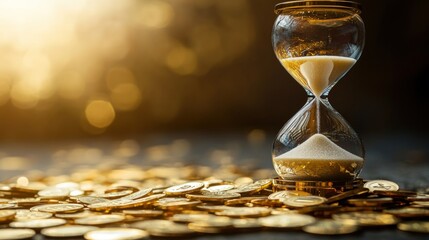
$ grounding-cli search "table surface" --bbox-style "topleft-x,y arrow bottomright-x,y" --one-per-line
1,132 -> 428,239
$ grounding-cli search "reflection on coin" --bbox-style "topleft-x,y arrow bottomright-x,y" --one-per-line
268,190 -> 311,200
332,212 -> 398,226
187,192 -> 240,202
119,188 -> 152,200
30,203 -> 84,213
397,221 -> 429,233
364,180 -> 399,192
164,182 -> 204,196
9,218 -> 66,229
282,196 -> 327,208
0,203 -> 16,209
37,188 -> 70,199
95,190 -> 134,199
203,184 -> 235,193
41,225 -> 98,237
15,210 -> 52,221
122,209 -> 164,218
74,196 -> 110,205
84,228 -> 149,240
303,219 -> 359,235
0,229 -> 36,240
55,210 -> 98,219
75,214 -> 125,225
259,214 -> 316,228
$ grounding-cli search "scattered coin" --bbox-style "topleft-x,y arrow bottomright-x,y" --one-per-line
9,218 -> 67,229
122,209 -> 164,218
187,192 -> 241,202
364,180 -> 399,192
95,189 -> 134,199
0,229 -> 36,240
164,182 -> 205,196
215,207 -> 271,218
259,214 -> 316,228
37,188 -> 70,199
384,207 -> 429,218
268,190 -> 311,200
119,188 -> 152,200
30,203 -> 84,213
84,228 -> 149,240
303,219 -> 359,235
14,210 -> 52,221
282,196 -> 327,208
75,214 -> 125,225
325,188 -> 369,204
0,210 -> 16,222
132,219 -> 195,237
397,221 -> 429,233
332,212 -> 398,226
41,225 -> 99,238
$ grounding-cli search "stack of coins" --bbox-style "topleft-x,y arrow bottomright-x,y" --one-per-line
0,166 -> 428,239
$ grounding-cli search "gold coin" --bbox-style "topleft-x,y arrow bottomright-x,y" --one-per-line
232,218 -> 262,229
268,190 -> 311,200
0,203 -> 15,209
202,184 -> 235,193
119,188 -> 152,200
132,219 -> 194,237
170,213 -> 213,223
84,228 -> 149,240
250,198 -> 285,207
157,200 -> 201,210
0,210 -> 16,222
0,229 -> 36,240
14,210 -> 52,221
384,207 -> 429,218
253,179 -> 273,189
228,183 -> 261,195
196,205 -> 234,213
186,192 -> 240,202
30,203 -> 84,213
303,219 -> 359,235
116,193 -> 166,209
11,198 -> 59,207
225,197 -> 267,206
408,194 -> 429,202
95,189 -> 134,199
187,216 -> 233,233
41,225 -> 98,238
364,180 -> 399,192
282,196 -> 327,208
259,214 -> 316,228
325,188 -> 369,204
55,210 -> 99,219
75,214 -> 125,225
397,221 -> 429,233
164,182 -> 204,196
9,218 -> 66,229
411,201 -> 429,207
155,197 -> 189,205
73,196 -> 110,205
347,197 -> 393,207
37,188 -> 70,199
122,209 -> 164,218
215,207 -> 271,218
332,212 -> 398,226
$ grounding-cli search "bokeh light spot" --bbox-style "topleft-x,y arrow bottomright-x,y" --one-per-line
85,100 -> 116,128
165,45 -> 198,75
110,83 -> 142,111
137,0 -> 174,29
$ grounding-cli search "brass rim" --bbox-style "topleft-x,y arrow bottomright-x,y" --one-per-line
275,0 -> 361,14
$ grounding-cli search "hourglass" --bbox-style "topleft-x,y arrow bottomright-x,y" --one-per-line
271,0 -> 365,194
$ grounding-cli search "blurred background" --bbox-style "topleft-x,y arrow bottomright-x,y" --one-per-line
0,0 -> 428,142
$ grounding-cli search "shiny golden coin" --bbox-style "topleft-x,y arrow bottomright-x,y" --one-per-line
0,210 -> 16,222
95,189 -> 134,199
347,197 -> 393,207
325,188 -> 369,204
408,194 -> 429,202
156,197 -> 189,205
30,203 -> 84,213
84,228 -> 149,240
0,198 -> 9,203
41,225 -> 99,238
232,218 -> 263,229
254,179 -> 273,189
196,205 -> 234,212
215,207 -> 271,218
202,184 -> 235,193
384,207 -> 429,218
157,200 -> 201,210
250,198 -> 284,207
75,214 -> 125,226
187,216 -> 233,233
228,183 -> 261,195
10,198 -> 59,207
14,210 -> 52,221
119,188 -> 152,200
87,199 -> 132,211
9,218 -> 66,229
225,197 -> 267,206
268,190 -> 311,200
122,209 -> 164,218
134,220 -> 194,237
364,180 -> 399,192
116,193 -> 166,209
37,188 -> 70,199
332,212 -> 399,226
282,196 -> 327,208
411,201 -> 429,207
397,221 -> 429,233
0,229 -> 36,240
170,213 -> 213,223
187,192 -> 240,202
55,210 -> 99,219
73,196 -> 110,205
303,219 -> 359,235
164,182 -> 204,196
259,214 -> 316,228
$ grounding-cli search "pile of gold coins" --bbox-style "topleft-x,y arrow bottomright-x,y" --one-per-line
0,165 -> 428,239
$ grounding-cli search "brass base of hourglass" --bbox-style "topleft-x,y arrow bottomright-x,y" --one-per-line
272,178 -> 364,197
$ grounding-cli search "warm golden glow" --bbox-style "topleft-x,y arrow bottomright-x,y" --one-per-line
85,100 -> 116,128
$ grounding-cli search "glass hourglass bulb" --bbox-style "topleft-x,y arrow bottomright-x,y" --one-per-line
271,0 -> 365,183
